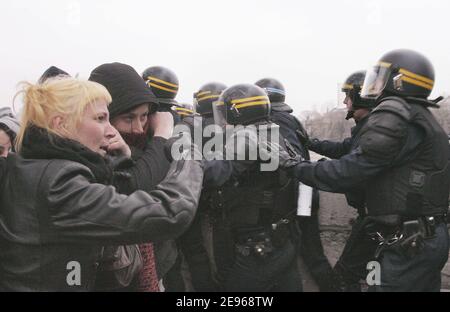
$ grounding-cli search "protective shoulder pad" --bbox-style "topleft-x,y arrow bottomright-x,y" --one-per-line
359,97 -> 412,163
372,96 -> 411,121
270,102 -> 293,113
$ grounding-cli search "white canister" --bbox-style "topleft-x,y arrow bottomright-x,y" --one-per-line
297,183 -> 313,216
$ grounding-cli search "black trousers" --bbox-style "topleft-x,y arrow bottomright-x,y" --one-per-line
297,190 -> 338,291
178,212 -> 217,292
333,216 -> 380,291
213,229 -> 303,292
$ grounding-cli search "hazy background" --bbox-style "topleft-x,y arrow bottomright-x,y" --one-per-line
1,0 -> 449,114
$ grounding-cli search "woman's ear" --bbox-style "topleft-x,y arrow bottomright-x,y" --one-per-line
51,115 -> 64,130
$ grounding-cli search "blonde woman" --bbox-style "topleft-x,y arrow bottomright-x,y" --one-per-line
0,78 -> 203,291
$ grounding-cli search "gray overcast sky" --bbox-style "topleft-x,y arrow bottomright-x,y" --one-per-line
1,0 -> 449,114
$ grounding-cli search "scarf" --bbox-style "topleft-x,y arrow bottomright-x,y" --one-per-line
21,126 -> 113,184
121,124 -> 160,292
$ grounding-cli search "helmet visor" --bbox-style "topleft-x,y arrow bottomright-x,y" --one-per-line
360,63 -> 391,99
193,94 -> 199,114
212,100 -> 228,127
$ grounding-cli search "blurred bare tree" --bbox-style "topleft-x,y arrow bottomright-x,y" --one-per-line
299,108 -> 353,140
432,97 -> 450,134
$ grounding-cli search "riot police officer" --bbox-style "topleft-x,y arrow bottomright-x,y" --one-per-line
175,82 -> 228,292
142,66 -> 182,124
142,66 -> 179,108
204,83 -> 303,291
255,77 -> 337,291
191,82 -> 228,150
283,49 -> 450,292
304,71 -> 379,291
194,82 -> 227,116
174,103 -> 196,119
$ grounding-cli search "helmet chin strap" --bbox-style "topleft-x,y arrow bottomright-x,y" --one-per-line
345,110 -> 354,120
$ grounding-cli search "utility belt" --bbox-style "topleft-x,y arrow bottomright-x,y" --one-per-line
233,217 -> 297,258
365,214 -> 447,259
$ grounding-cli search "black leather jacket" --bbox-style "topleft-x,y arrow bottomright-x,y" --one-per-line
0,154 -> 203,291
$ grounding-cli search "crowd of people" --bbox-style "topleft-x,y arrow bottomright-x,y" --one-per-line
0,48 -> 449,292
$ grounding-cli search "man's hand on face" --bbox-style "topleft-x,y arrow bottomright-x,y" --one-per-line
148,112 -> 174,139
107,128 -> 132,158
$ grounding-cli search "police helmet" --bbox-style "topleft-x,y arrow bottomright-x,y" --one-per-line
194,82 -> 227,116
142,66 -> 179,105
255,78 -> 286,103
213,84 -> 270,126
361,49 -> 435,101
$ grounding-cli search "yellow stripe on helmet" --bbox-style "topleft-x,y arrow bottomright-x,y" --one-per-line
234,100 -> 269,109
401,76 -> 434,90
176,111 -> 193,116
175,107 -> 194,113
147,76 -> 179,89
342,83 -> 354,90
198,94 -> 220,102
149,82 -> 178,93
231,95 -> 268,104
399,68 -> 434,85
196,91 -> 211,97
376,61 -> 434,90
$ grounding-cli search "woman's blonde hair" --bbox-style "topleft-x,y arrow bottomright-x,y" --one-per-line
14,77 -> 112,151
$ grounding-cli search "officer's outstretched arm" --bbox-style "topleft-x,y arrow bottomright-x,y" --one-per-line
308,137 -> 352,159
287,105 -> 423,193
288,149 -> 384,193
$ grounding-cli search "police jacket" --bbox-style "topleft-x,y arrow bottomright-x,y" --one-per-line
0,153 -> 203,291
308,115 -> 369,159
289,96 -> 450,220
307,115 -> 369,211
270,102 -> 309,158
204,123 -> 296,232
269,102 -> 323,219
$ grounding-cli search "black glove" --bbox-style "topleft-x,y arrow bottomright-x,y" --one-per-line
296,129 -> 310,148
259,140 -> 304,169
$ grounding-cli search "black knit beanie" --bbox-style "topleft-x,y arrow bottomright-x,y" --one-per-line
89,62 -> 159,119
